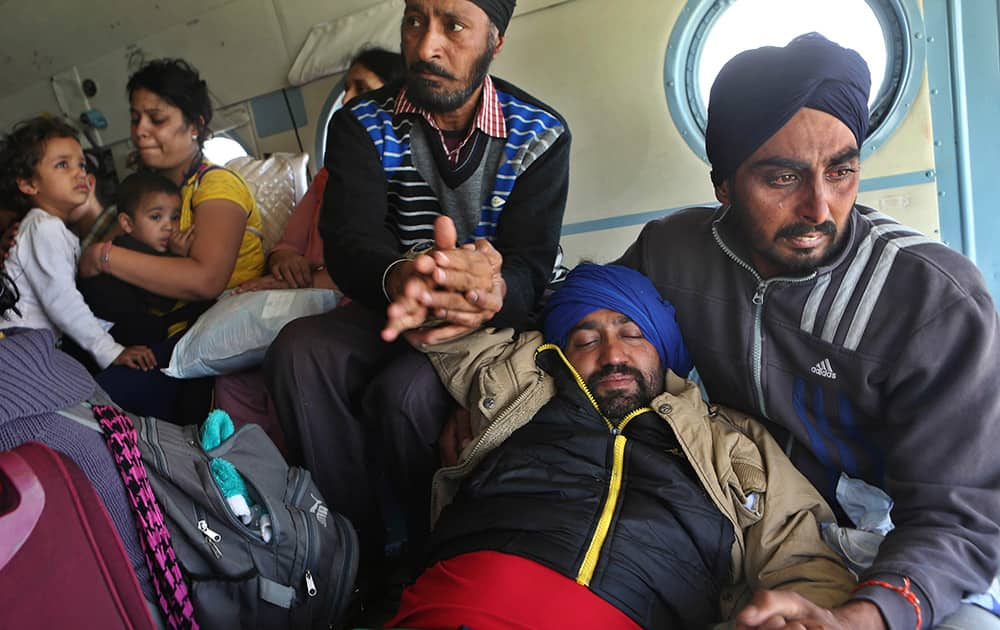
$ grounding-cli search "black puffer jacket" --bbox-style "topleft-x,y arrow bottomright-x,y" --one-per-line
428,348 -> 735,628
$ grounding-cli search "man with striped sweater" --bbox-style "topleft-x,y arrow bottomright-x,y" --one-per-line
265,0 -> 570,572
619,34 -> 1000,630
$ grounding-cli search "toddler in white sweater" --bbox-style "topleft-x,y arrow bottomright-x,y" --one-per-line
0,116 -> 155,370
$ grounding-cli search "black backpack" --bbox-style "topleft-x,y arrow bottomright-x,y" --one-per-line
60,398 -> 358,629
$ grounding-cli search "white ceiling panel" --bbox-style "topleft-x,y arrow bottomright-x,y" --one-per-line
0,0 -> 236,94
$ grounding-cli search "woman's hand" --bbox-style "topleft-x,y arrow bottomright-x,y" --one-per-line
113,345 -> 157,371
233,274 -> 292,294
169,226 -> 196,257
268,250 -> 313,288
78,241 -> 105,278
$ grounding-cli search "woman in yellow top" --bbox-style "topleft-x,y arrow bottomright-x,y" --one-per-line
80,58 -> 265,422
81,57 -> 264,297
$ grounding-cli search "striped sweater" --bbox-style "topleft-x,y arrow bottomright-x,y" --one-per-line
319,77 -> 570,328
618,204 -> 1000,630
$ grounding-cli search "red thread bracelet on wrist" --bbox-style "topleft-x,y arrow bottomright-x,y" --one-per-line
99,241 -> 113,273
854,576 -> 922,630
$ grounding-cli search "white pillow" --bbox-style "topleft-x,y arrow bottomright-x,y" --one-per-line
164,289 -> 340,378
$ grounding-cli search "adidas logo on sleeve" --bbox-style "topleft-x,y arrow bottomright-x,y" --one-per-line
810,358 -> 838,380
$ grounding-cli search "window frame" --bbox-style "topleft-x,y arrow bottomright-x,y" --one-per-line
203,132 -> 253,166
663,0 -> 927,162
314,77 -> 349,166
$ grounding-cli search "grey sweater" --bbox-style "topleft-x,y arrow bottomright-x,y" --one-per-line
618,204 -> 1000,629
0,328 -> 153,600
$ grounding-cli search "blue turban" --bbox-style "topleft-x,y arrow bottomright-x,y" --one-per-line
705,32 -> 871,185
542,264 -> 693,378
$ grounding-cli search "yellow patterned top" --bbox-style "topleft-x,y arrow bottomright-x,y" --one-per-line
179,161 -> 265,289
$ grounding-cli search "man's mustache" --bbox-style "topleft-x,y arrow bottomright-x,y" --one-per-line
408,61 -> 456,81
589,364 -> 644,385
776,220 -> 836,240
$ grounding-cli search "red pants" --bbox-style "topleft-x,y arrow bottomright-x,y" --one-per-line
386,551 -> 640,630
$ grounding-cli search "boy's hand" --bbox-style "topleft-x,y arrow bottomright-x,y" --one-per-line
113,346 -> 157,371
169,226 -> 195,256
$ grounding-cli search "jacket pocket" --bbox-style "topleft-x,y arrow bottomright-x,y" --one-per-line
728,459 -> 766,528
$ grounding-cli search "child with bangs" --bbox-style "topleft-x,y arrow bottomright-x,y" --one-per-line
0,115 -> 155,371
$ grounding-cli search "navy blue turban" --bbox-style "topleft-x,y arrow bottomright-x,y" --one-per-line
542,264 -> 693,378
705,32 -> 872,186
469,0 -> 516,35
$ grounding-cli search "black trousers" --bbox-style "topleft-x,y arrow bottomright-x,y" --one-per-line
263,301 -> 451,560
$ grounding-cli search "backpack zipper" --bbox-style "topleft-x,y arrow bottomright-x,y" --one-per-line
197,518 -> 223,558
299,510 -> 315,597
304,569 -> 317,597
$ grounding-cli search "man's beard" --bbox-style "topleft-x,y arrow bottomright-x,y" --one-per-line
404,34 -> 495,113
730,193 -> 847,275
586,364 -> 662,419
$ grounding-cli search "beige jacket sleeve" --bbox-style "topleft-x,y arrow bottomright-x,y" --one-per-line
420,328 -> 555,521
420,328 -> 547,436
725,408 -> 857,611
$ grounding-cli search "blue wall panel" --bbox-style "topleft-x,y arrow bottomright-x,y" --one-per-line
961,2 -> 1000,296
925,0 -> 1000,301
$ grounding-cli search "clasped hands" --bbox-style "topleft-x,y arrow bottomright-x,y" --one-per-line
383,216 -> 505,344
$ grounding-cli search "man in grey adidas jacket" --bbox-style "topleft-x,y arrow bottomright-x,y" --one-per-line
618,34 -> 1000,630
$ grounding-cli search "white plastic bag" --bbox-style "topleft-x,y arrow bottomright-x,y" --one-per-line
165,289 -> 340,378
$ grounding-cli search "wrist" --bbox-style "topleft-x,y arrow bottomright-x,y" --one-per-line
853,575 -> 923,630
99,241 -> 113,273
836,599 -> 889,630
382,259 -> 409,302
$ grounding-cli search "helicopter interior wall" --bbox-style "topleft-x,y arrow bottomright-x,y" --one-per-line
256,0 -> 942,267
0,0 -> 946,275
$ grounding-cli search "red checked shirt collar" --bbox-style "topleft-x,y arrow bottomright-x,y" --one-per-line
395,75 -> 507,164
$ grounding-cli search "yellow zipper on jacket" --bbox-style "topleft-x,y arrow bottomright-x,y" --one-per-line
536,343 -> 651,587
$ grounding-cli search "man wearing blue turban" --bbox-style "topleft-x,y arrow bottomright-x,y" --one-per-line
618,33 -> 1000,630
384,263 -> 855,629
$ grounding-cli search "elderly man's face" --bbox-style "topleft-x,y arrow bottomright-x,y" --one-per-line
401,0 -> 502,113
564,309 -> 665,419
715,107 -> 860,279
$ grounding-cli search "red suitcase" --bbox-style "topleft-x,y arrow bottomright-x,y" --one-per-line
0,442 -> 155,629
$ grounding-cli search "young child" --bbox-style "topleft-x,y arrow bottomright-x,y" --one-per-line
78,171 -> 196,351
0,116 -> 155,371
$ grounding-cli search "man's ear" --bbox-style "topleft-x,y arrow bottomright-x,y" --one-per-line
117,213 -> 134,235
493,32 -> 505,57
714,179 -> 731,206
16,177 -> 37,197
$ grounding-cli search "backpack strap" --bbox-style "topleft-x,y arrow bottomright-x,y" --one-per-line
188,162 -> 263,241
94,404 -> 200,630
189,162 -> 222,193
